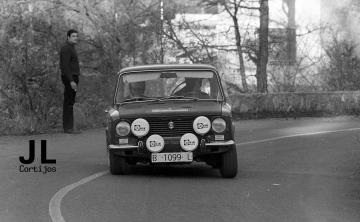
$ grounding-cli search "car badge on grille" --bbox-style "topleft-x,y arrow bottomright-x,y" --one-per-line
168,121 -> 174,130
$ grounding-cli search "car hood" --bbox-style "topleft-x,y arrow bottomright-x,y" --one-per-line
115,100 -> 223,118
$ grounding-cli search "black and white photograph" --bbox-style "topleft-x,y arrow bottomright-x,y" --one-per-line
0,0 -> 360,221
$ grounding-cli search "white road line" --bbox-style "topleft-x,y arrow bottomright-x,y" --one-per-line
49,127 -> 360,222
49,171 -> 108,222
236,128 -> 360,146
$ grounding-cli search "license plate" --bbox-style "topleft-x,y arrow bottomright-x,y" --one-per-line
151,152 -> 193,163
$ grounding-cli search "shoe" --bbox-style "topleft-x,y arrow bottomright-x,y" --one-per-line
64,129 -> 81,134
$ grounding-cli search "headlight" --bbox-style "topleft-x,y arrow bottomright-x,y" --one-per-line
116,121 -> 130,136
193,116 -> 211,135
146,134 -> 165,152
131,118 -> 150,137
180,133 -> 199,151
212,118 -> 226,133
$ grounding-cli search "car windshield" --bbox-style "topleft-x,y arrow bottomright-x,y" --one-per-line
115,70 -> 224,104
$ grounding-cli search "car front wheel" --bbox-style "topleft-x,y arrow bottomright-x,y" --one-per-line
219,145 -> 238,178
108,150 -> 130,175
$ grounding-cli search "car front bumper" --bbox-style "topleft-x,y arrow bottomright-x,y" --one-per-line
108,140 -> 235,150
108,140 -> 235,157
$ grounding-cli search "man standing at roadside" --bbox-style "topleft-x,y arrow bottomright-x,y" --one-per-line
60,29 -> 81,134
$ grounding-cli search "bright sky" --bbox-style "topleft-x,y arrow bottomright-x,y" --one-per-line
269,0 -> 321,27
296,0 -> 321,24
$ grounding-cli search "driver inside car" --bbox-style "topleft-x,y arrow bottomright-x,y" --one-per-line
174,78 -> 209,99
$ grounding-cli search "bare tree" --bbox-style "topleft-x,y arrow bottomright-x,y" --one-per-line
202,0 -> 255,92
163,14 -> 219,64
201,0 -> 271,93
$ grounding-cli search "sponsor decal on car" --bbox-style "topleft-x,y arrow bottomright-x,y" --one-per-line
197,122 -> 209,129
133,124 -> 146,131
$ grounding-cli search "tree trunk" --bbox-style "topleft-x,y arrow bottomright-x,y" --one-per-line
232,16 -> 249,92
284,0 -> 296,91
285,0 -> 296,63
257,0 -> 269,93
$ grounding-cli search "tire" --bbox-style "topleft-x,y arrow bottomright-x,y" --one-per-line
108,150 -> 130,175
219,145 -> 238,178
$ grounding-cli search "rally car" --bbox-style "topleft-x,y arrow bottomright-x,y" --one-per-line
105,64 -> 237,178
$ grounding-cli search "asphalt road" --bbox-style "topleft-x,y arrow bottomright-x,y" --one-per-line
1,117 -> 360,222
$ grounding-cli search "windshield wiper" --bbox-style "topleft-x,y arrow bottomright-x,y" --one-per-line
121,97 -> 159,103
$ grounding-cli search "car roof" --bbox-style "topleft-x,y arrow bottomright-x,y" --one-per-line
118,64 -> 218,75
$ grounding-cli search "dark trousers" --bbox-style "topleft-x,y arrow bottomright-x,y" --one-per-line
62,75 -> 79,131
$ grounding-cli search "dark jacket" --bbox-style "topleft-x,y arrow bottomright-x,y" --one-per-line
60,42 -> 80,82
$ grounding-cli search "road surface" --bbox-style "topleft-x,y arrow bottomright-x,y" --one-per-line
1,117 -> 360,222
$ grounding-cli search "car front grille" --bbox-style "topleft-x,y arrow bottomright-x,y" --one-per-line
147,117 -> 194,137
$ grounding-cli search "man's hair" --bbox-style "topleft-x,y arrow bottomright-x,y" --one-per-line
67,29 -> 78,38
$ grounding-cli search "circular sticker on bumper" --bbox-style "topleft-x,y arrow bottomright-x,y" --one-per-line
131,118 -> 149,137
180,133 -> 199,151
193,116 -> 211,135
146,134 -> 165,153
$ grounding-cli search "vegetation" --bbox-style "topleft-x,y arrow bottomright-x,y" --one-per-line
0,0 -> 163,134
0,0 -> 359,134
